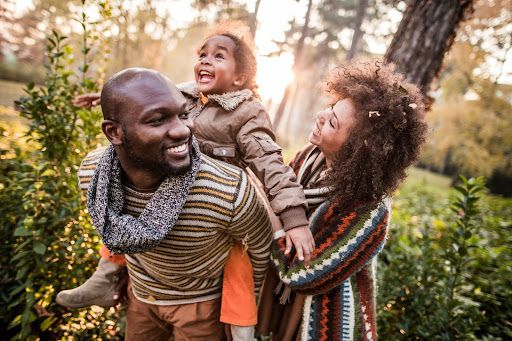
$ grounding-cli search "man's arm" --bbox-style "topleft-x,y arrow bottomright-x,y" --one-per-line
228,171 -> 272,291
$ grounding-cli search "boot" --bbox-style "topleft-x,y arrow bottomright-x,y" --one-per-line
56,258 -> 124,308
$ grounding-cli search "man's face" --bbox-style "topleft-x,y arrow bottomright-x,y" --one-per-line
119,77 -> 194,177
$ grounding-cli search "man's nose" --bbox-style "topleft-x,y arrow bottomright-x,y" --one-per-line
167,118 -> 191,140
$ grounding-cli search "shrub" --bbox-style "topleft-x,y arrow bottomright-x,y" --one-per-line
0,2 -> 123,339
378,176 -> 512,340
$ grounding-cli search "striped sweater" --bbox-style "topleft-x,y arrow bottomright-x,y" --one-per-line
78,148 -> 272,305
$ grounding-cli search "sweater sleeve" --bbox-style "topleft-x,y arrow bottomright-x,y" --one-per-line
228,171 -> 273,291
236,105 -> 308,230
77,147 -> 107,192
271,200 -> 390,295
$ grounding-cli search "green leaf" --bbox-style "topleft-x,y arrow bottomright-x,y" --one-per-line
9,284 -> 26,298
14,226 -> 32,237
16,266 -> 30,281
40,316 -> 58,331
33,241 -> 47,255
7,314 -> 22,330
41,168 -> 56,177
11,250 -> 31,263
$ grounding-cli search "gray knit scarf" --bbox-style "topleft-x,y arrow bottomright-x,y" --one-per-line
87,138 -> 202,254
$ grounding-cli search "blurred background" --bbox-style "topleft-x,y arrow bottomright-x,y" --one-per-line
0,0 -> 511,340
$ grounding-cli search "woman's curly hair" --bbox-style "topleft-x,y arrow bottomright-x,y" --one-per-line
324,60 -> 428,208
202,21 -> 259,97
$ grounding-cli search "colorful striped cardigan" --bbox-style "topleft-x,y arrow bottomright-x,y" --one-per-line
270,145 -> 390,341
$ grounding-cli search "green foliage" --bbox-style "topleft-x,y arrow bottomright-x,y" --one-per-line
378,175 -> 512,340
0,2 -> 122,339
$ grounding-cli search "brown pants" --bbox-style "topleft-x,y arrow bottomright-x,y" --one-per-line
126,284 -> 224,341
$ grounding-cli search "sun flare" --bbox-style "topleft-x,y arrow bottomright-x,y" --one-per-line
256,52 -> 294,104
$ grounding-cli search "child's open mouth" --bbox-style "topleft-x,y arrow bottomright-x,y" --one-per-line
198,70 -> 214,83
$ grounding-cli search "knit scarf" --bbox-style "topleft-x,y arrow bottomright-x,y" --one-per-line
87,138 -> 202,254
292,145 -> 331,214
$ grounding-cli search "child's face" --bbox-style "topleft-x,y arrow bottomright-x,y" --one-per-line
194,35 -> 244,95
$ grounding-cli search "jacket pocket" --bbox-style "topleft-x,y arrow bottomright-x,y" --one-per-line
254,134 -> 282,153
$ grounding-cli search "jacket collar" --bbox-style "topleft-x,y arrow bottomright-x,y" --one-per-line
178,82 -> 253,111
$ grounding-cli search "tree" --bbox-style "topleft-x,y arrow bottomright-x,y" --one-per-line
271,0 -> 387,134
272,0 -> 313,131
384,0 -> 475,93
346,0 -> 369,60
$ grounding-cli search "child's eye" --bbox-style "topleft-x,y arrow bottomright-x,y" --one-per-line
198,52 -> 206,58
215,53 -> 224,59
329,117 -> 336,128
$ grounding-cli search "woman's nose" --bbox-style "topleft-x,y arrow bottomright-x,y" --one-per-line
316,109 -> 327,123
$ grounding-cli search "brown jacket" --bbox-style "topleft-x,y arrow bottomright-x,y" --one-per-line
178,82 -> 308,230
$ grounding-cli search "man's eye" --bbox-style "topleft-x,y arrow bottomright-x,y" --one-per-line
149,117 -> 164,124
179,112 -> 189,119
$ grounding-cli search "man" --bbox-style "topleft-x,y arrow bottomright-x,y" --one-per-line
71,68 -> 272,340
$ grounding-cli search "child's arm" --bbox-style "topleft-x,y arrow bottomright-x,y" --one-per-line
74,92 -> 101,109
236,104 -> 315,264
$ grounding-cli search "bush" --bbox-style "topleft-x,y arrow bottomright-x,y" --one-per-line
378,176 -> 512,340
0,2 -> 123,339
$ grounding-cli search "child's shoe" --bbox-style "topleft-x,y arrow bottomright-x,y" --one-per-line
56,258 -> 124,308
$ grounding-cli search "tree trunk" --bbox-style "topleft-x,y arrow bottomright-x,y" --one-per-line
273,0 -> 313,130
384,0 -> 474,93
346,0 -> 369,60
249,0 -> 262,38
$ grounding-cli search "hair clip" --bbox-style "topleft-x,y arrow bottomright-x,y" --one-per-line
369,111 -> 380,118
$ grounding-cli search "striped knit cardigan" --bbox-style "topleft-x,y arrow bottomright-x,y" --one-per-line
271,145 -> 390,341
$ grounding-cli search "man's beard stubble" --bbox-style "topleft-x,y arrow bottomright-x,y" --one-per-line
121,132 -> 193,177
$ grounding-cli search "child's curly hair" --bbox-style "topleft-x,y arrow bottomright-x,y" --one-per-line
324,60 -> 428,208
204,21 -> 259,96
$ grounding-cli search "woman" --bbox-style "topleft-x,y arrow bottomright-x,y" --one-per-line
256,61 -> 428,341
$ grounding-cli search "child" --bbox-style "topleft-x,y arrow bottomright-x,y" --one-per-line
59,23 -> 314,340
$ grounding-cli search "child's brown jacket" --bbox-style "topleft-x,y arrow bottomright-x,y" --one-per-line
179,82 -> 308,231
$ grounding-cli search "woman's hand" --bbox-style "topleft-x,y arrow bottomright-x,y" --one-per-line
74,93 -> 101,109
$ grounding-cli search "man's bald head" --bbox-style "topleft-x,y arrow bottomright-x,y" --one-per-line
100,68 -> 183,122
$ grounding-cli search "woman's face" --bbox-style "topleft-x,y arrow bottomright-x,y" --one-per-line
309,98 -> 357,162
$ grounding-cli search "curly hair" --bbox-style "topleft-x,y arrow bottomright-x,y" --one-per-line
202,21 -> 259,97
324,60 -> 428,208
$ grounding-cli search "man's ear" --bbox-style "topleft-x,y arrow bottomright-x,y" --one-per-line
233,74 -> 248,88
102,120 -> 123,145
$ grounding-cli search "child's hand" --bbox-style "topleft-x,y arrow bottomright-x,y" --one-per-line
285,226 -> 315,268
74,93 -> 101,109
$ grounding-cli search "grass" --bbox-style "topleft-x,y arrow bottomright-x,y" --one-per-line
0,79 -> 26,108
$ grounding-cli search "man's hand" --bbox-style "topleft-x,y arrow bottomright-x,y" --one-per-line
285,226 -> 315,267
74,93 -> 101,109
